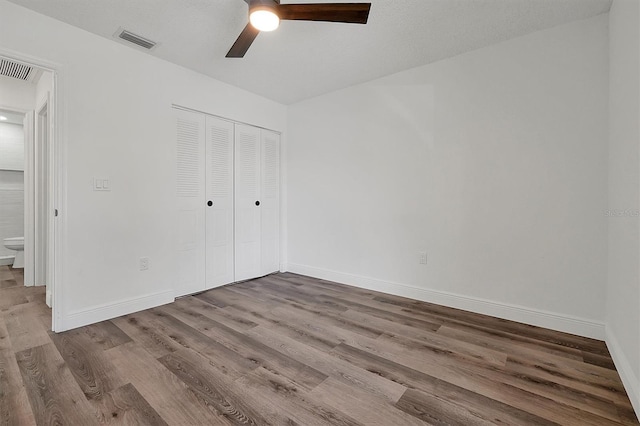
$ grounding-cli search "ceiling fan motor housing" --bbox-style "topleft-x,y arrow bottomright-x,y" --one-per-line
249,0 -> 280,17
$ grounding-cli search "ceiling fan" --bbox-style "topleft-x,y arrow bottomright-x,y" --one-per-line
226,0 -> 372,58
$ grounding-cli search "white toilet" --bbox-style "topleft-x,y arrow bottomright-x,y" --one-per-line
3,237 -> 24,268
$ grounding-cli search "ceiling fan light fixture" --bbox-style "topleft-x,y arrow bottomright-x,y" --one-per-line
249,5 -> 280,32
227,0 -> 371,58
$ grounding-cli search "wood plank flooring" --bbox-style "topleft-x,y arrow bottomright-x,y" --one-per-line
0,265 -> 638,425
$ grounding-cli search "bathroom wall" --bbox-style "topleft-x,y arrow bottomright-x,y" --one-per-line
0,71 -> 33,263
0,121 -> 24,170
0,122 -> 24,260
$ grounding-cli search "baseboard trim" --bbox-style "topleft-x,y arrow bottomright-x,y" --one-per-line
606,326 -> 640,416
285,263 -> 605,340
61,290 -> 174,332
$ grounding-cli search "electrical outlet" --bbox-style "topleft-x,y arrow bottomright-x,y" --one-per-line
419,251 -> 428,265
139,257 -> 150,271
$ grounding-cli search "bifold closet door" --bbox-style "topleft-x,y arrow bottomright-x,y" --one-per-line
205,116 -> 234,289
234,124 -> 261,281
260,130 -> 280,275
175,109 -> 206,297
175,108 -> 280,293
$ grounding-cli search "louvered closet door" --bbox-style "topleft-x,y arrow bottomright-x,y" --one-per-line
205,116 -> 234,289
261,130 -> 280,275
175,109 -> 206,297
234,124 -> 261,281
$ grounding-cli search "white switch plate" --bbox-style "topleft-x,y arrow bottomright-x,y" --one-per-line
93,178 -> 111,191
139,257 -> 150,271
419,251 -> 428,265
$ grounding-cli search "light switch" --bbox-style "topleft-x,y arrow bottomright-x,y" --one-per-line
93,177 -> 111,191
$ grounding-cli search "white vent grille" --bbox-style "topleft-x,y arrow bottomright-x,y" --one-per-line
118,30 -> 156,50
0,59 -> 33,81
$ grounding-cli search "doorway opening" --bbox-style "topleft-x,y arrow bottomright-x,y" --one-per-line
0,54 -> 59,331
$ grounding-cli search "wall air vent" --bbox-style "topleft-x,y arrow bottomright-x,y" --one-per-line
117,29 -> 157,50
0,58 -> 33,81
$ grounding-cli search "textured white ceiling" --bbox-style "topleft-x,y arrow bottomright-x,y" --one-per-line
8,0 -> 612,104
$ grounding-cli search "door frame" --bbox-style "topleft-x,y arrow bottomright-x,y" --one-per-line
0,48 -> 67,332
35,93 -> 49,302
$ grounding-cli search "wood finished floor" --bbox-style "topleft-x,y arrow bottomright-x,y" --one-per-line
0,265 -> 638,425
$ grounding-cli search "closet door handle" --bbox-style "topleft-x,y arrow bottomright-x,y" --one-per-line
255,201 -> 260,206
207,201 -> 213,207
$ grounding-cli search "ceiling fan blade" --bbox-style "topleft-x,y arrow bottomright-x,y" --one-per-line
226,23 -> 260,58
277,3 -> 371,24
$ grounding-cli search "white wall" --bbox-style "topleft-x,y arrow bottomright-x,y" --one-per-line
606,0 -> 640,414
0,0 -> 287,330
287,15 -> 609,338
0,123 -> 24,171
0,123 -> 25,258
0,169 -> 23,259
0,74 -> 35,111
35,70 -> 53,111
0,123 -> 24,259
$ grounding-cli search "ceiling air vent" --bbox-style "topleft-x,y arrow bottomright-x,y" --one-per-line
117,29 -> 157,50
0,58 -> 33,81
